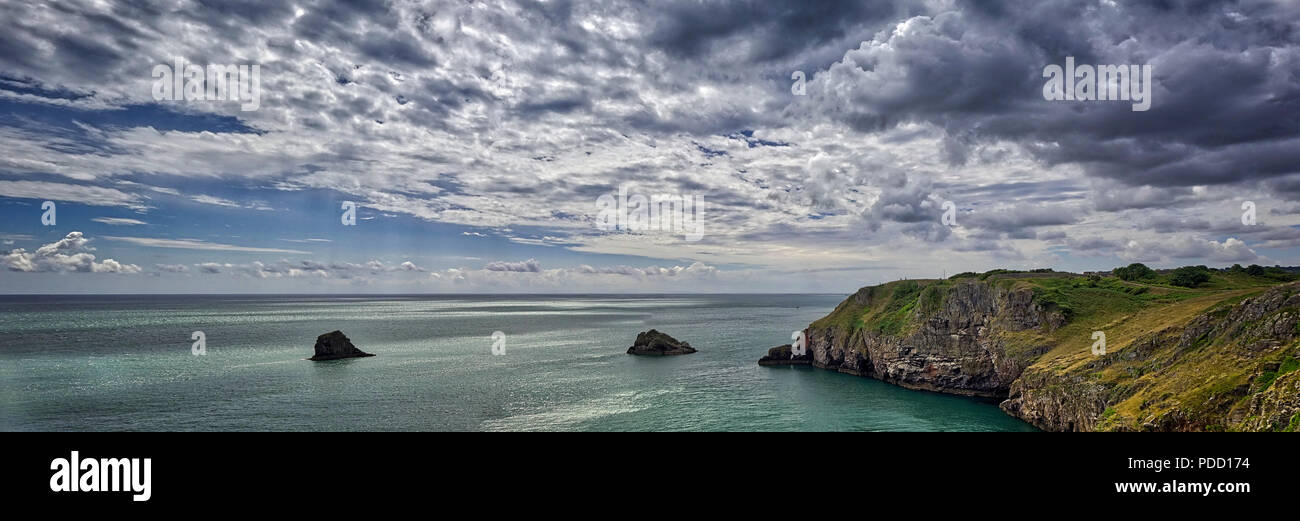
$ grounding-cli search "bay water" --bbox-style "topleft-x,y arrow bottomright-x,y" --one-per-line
0,294 -> 1036,431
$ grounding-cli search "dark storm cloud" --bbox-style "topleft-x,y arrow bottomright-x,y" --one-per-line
186,0 -> 297,26
644,0 -> 907,63
512,95 -> 591,116
357,30 -> 439,67
1264,174 -> 1300,198
803,0 -> 1300,189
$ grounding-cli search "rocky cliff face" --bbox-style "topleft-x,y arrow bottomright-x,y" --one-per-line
789,277 -> 1300,431
805,280 -> 1063,397
1004,282 -> 1300,431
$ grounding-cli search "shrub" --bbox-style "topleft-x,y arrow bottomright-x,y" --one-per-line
980,269 -> 1014,280
1255,371 -> 1278,392
1113,263 -> 1156,281
1279,356 -> 1300,376
1169,265 -> 1212,288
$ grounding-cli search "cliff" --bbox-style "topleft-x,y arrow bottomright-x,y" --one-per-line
784,271 -> 1300,431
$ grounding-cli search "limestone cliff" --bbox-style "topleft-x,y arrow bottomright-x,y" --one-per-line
804,279 -> 1064,397
779,273 -> 1300,431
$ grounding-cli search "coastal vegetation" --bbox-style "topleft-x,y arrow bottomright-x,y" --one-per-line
793,265 -> 1300,431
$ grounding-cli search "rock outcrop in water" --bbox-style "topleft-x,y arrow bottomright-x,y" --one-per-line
309,330 -> 374,360
758,343 -> 812,366
763,273 -> 1300,431
627,329 -> 696,355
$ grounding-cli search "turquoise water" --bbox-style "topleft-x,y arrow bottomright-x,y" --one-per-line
0,295 -> 1036,431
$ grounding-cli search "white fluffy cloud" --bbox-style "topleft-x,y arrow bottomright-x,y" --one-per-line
2,231 -> 141,273
485,258 -> 542,273
1118,236 -> 1261,264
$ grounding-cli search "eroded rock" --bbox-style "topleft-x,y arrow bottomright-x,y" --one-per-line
309,330 -> 375,361
627,329 -> 697,356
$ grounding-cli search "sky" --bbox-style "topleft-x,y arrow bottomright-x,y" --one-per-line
0,0 -> 1298,294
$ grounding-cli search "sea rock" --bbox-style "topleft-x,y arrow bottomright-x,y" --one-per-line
309,330 -> 374,360
627,329 -> 697,356
758,344 -> 812,366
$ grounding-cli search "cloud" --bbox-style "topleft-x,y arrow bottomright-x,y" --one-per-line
577,261 -> 718,278
801,3 -> 1300,189
190,195 -> 243,208
484,258 -> 542,273
0,180 -> 143,208
177,256 -> 721,292
100,236 -> 310,254
153,263 -> 189,273
1091,182 -> 1200,212
421,260 -> 723,292
91,217 -> 146,226
191,259 -> 420,279
188,194 -> 274,211
964,203 -> 1086,233
1067,236 -> 1123,254
2,231 -> 140,273
1118,236 -> 1260,264
0,1 -> 1295,292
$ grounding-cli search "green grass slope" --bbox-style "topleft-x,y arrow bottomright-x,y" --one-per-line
812,266 -> 1300,431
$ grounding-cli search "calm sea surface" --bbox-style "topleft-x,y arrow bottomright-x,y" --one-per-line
0,294 -> 1036,431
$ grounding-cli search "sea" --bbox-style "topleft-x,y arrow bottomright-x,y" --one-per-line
0,294 -> 1036,431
